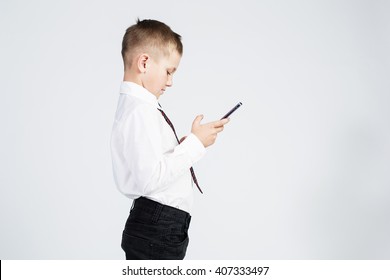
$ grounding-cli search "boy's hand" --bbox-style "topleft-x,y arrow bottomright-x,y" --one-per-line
191,115 -> 230,147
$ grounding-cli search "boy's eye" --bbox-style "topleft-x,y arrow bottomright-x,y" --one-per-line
167,71 -> 171,76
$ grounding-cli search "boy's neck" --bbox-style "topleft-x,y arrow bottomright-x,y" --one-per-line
123,71 -> 160,100
123,71 -> 140,84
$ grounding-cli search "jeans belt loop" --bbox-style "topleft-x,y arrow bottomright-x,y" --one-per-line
151,203 -> 163,224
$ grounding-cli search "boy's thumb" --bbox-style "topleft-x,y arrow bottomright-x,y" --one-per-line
193,115 -> 204,126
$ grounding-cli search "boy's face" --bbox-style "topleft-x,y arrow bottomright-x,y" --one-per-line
142,50 -> 181,99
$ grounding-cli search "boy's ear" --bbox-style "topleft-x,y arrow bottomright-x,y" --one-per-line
137,53 -> 149,74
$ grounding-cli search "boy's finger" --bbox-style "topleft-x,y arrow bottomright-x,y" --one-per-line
215,126 -> 224,133
192,115 -> 204,126
212,118 -> 230,128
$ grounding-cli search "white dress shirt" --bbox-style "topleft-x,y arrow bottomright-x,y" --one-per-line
110,82 -> 206,213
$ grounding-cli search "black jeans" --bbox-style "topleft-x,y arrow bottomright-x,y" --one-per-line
121,197 -> 191,260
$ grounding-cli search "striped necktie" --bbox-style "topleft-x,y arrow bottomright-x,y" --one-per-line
158,108 -> 203,194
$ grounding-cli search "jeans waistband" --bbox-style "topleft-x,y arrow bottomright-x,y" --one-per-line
132,197 -> 191,226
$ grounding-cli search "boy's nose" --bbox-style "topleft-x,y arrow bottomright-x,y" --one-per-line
166,76 -> 173,87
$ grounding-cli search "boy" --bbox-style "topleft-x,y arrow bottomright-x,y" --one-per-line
110,19 -> 229,260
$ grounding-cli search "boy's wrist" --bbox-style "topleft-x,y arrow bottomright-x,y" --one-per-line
180,133 -> 206,163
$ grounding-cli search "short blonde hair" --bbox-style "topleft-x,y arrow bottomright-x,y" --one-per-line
121,19 -> 183,69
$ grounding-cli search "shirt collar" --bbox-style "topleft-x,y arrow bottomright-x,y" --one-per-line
120,81 -> 160,109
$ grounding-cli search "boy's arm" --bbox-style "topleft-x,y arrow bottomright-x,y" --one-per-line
119,104 -> 205,196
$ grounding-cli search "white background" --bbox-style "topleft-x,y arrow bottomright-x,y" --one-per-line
1,0 -> 389,259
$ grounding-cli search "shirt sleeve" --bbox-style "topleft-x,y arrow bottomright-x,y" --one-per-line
120,104 -> 206,196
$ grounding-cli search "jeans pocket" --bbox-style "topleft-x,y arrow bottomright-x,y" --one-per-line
164,225 -> 189,245
160,235 -> 189,260
121,231 -> 152,260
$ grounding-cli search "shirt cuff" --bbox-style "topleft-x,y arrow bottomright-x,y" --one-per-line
180,133 -> 206,164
